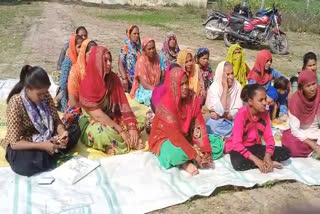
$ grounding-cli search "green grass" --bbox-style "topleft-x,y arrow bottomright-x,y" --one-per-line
0,2 -> 42,78
101,6 -> 206,30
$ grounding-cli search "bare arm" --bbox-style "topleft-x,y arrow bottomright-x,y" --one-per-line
118,56 -> 127,79
68,94 -> 79,108
271,103 -> 278,120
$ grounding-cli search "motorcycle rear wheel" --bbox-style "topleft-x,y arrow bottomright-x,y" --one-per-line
223,33 -> 238,47
268,32 -> 288,55
205,20 -> 221,40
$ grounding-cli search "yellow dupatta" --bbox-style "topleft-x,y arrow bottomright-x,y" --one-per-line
177,49 -> 201,96
226,44 -> 247,88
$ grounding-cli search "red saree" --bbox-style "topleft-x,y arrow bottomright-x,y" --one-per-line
149,66 -> 212,160
79,46 -> 137,130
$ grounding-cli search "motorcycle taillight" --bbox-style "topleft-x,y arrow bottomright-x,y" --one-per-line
227,13 -> 231,20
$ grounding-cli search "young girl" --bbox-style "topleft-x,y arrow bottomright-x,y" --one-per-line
224,84 -> 290,172
3,65 -> 78,176
195,47 -> 213,91
291,52 -> 318,93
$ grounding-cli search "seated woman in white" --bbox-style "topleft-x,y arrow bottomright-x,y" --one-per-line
205,61 -> 243,138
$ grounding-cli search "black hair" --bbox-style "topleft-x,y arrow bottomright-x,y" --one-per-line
169,62 -> 181,70
85,41 -> 97,53
240,84 -> 265,102
7,65 -> 51,103
75,26 -> 88,35
274,76 -> 289,90
290,76 -> 298,85
195,50 -> 210,60
303,52 -> 317,69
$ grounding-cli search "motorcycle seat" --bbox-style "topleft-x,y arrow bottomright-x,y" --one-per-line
213,11 -> 227,18
229,15 -> 246,24
231,12 -> 251,22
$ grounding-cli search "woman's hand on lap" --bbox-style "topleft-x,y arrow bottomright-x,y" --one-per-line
41,141 -> 63,155
120,131 -> 130,145
128,129 -> 139,148
210,111 -> 220,120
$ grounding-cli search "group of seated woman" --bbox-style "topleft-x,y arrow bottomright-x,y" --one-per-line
1,23 -> 319,177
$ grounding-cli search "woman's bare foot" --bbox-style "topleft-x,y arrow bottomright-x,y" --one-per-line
182,161 -> 199,176
272,161 -> 283,169
105,147 -> 116,155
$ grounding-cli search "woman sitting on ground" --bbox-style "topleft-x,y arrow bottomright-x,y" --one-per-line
177,49 -> 206,102
65,39 -> 97,125
118,25 -> 142,92
247,50 -> 282,90
149,64 -> 224,176
194,47 -> 213,91
159,32 -> 180,71
2,65 -> 78,176
205,61 -> 242,139
55,26 -> 88,80
226,44 -> 250,88
224,84 -> 290,172
281,70 -> 320,158
79,46 -> 144,155
130,37 -> 162,106
55,34 -> 83,112
247,50 -> 291,108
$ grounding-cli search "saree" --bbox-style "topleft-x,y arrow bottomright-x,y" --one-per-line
120,25 -> 142,83
195,47 -> 213,90
247,50 -> 273,85
226,44 -> 249,88
57,34 -> 79,112
78,46 -> 139,154
177,49 -> 205,97
149,66 -> 217,163
130,37 -> 161,106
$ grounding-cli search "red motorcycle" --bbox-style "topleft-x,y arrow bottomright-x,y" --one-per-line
223,5 -> 288,55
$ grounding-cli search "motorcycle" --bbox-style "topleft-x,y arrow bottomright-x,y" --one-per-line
223,5 -> 288,55
203,2 -> 252,40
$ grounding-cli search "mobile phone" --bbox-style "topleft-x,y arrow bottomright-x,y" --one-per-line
38,176 -> 55,185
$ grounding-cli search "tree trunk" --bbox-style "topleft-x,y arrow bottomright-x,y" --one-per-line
260,0 -> 265,10
306,0 -> 310,10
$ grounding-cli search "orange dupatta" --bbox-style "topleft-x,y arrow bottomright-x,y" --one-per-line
68,39 -> 91,98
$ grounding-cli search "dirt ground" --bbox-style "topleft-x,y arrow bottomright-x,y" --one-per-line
1,1 -> 320,213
